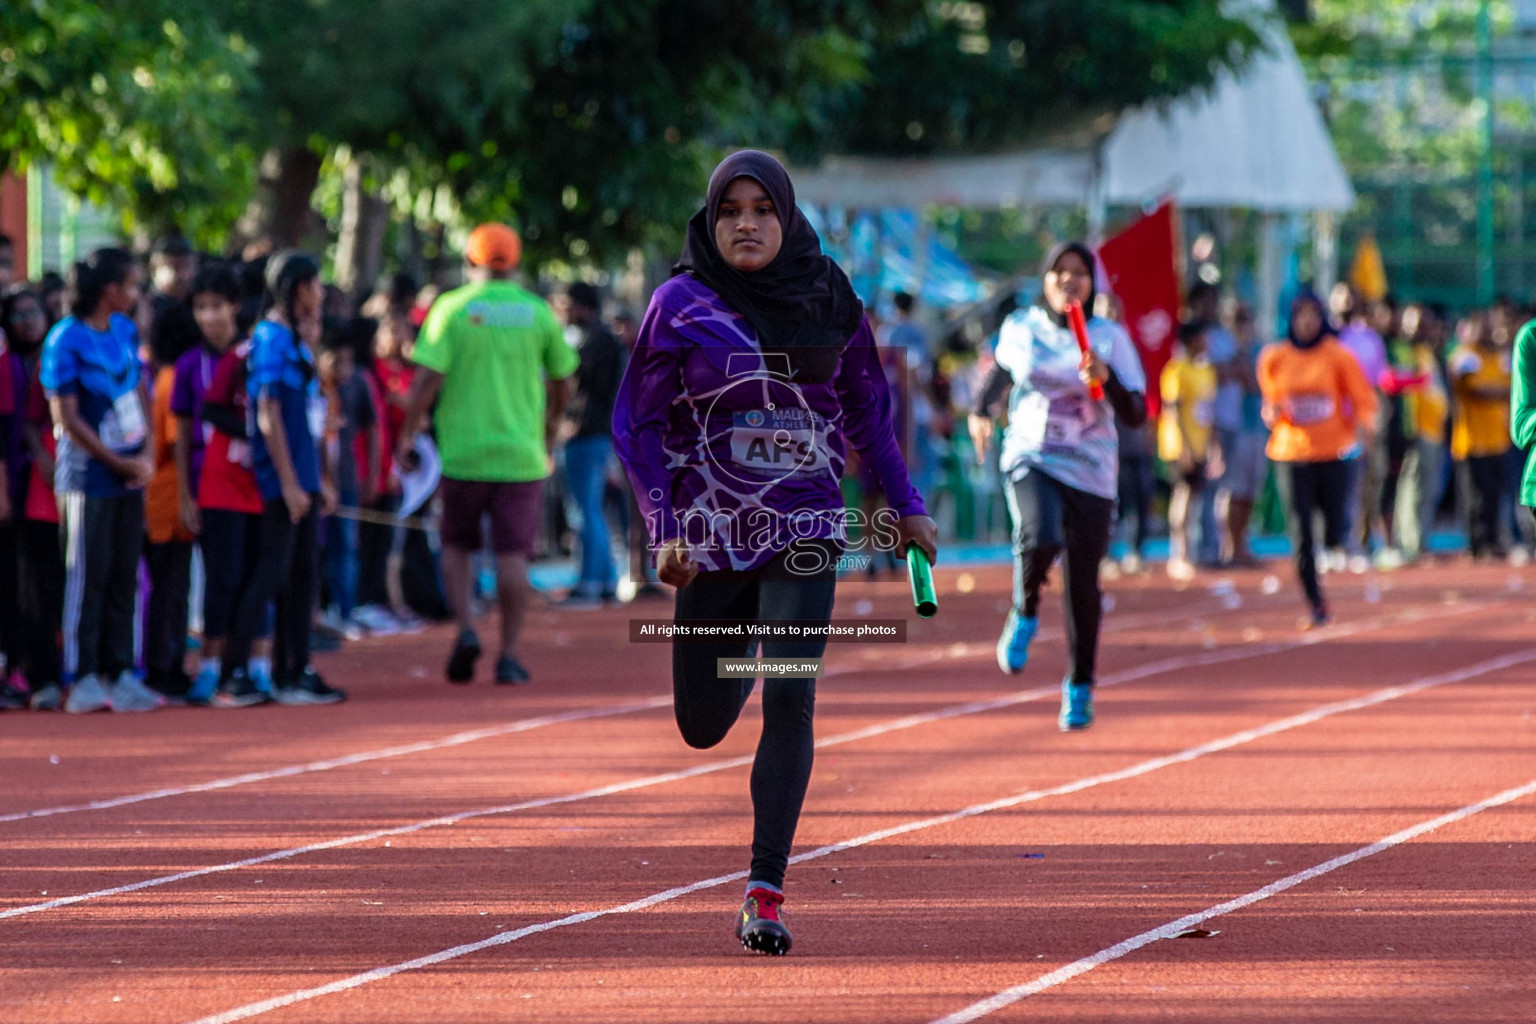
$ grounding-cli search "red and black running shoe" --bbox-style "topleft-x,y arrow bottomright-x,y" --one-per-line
735,886 -> 792,955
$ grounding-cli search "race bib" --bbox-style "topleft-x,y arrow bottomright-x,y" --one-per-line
227,439 -> 252,468
1286,393 -> 1336,425
729,407 -> 825,474
100,391 -> 146,450
1043,401 -> 1085,447
306,392 -> 328,442
1012,392 -> 1085,448
1193,399 -> 1215,427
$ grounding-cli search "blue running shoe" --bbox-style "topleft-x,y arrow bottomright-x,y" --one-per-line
188,664 -> 220,705
996,609 -> 1038,674
1058,678 -> 1094,731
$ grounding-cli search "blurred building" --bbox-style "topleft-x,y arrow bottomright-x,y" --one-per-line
0,165 -> 120,282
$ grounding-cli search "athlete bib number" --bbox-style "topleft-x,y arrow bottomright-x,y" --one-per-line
1014,392 -> 1085,448
306,393 -> 328,442
729,408 -> 825,475
100,391 -> 146,451
1286,393 -> 1336,425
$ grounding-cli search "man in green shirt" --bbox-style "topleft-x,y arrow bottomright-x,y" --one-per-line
397,223 -> 578,685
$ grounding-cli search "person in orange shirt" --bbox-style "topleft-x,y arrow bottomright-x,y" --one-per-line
1258,291 -> 1378,627
144,310 -> 199,699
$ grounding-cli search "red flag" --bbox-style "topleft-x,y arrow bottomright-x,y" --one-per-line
1098,201 -> 1182,418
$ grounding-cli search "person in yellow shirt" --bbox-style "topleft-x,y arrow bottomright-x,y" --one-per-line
1159,322 -> 1217,580
1258,291 -> 1377,627
1394,303 -> 1450,562
1448,310 -> 1512,559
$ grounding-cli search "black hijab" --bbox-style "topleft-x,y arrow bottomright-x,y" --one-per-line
1287,291 -> 1328,350
675,150 -> 863,384
1038,241 -> 1099,329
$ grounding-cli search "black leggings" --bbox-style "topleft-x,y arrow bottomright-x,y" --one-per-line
1116,453 -> 1155,555
200,508 -> 263,642
224,499 -> 317,682
0,522 -> 17,676
1460,454 -> 1505,558
61,492 -> 143,681
1006,471 -> 1116,686
145,539 -> 193,679
15,518 -> 64,685
672,541 -> 837,890
1279,459 -> 1349,610
356,493 -> 396,609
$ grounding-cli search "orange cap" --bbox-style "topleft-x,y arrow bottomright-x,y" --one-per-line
466,223 -> 522,271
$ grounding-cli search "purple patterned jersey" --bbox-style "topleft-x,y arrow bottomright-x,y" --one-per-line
613,275 -> 925,573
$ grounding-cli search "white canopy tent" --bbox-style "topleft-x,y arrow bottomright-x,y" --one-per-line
791,0 -> 1353,336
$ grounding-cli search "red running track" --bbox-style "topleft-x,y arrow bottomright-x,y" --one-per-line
1,560 -> 1533,1023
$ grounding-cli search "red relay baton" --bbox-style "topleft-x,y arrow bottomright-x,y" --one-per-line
1066,301 -> 1104,401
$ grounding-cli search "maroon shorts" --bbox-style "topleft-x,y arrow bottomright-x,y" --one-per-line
439,477 -> 544,556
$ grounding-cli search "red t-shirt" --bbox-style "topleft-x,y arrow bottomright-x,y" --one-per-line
353,367 -> 389,497
374,359 -> 414,496
197,342 -> 264,515
24,367 -> 59,524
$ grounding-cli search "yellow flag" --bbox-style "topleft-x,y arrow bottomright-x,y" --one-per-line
1350,234 -> 1389,302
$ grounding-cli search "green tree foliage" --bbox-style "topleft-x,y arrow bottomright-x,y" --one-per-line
4,0 -> 1263,266
1292,1 -> 1536,303
219,0 -> 584,184
821,0 -> 1264,155
461,1 -> 915,266
1292,0 -> 1509,177
0,0 -> 256,244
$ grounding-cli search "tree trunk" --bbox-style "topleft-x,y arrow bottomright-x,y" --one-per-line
227,146 -> 324,257
335,157 -> 389,301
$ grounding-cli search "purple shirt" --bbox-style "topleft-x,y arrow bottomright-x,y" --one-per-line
170,344 -> 222,493
1337,323 -> 1388,390
613,275 -> 925,573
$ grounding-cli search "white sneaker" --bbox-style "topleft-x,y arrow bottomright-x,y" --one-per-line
352,604 -> 400,636
110,672 -> 167,713
392,612 -> 427,635
64,674 -> 111,714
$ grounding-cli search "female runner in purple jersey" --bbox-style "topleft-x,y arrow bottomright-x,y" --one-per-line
614,150 -> 937,955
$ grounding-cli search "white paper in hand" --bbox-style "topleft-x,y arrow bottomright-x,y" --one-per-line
396,435 -> 441,519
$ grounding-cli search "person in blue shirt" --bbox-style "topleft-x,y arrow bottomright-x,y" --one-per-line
217,250 -> 345,707
40,248 -> 167,714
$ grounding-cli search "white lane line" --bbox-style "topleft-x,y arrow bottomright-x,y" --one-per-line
0,595 -> 1231,826
929,773 -> 1536,1023
176,647 -> 1536,1024
0,600 -> 1430,922
0,698 -> 671,825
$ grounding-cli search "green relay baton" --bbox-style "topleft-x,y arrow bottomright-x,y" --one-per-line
906,544 -> 937,618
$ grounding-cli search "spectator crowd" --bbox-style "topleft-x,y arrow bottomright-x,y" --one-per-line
1,220 -> 1533,713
